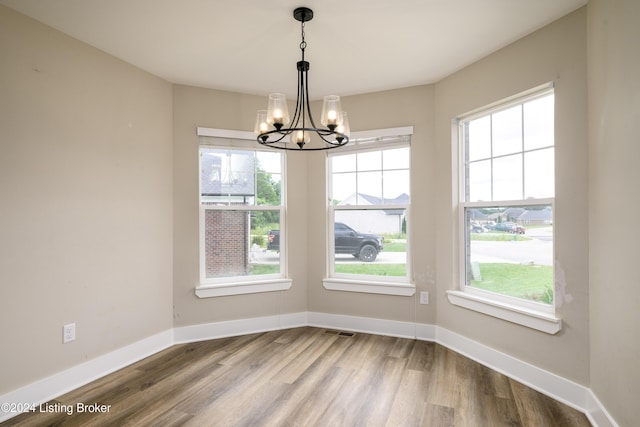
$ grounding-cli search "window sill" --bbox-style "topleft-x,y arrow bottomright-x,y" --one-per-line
196,279 -> 292,298
446,290 -> 561,334
323,278 -> 415,296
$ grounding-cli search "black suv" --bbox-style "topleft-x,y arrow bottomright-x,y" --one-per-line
334,222 -> 384,262
267,222 -> 384,262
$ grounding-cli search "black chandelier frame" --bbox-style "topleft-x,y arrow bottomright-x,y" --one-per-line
256,7 -> 349,151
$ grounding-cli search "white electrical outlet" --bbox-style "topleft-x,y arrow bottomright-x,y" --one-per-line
63,323 -> 76,343
419,291 -> 429,305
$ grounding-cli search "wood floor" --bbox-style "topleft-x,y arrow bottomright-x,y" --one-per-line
4,327 -> 591,427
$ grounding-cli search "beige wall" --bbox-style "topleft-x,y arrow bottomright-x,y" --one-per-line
0,6 -> 174,393
172,85 -> 309,325
588,0 -> 640,425
433,8 -> 590,385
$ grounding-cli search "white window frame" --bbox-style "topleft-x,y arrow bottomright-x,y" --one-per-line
323,127 -> 415,297
195,127 -> 291,298
446,85 -> 562,334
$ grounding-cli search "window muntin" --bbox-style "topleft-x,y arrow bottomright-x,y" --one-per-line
199,145 -> 284,284
464,92 -> 555,203
328,142 -> 410,282
460,87 -> 554,310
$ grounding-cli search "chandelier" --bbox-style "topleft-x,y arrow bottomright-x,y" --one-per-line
254,7 -> 350,151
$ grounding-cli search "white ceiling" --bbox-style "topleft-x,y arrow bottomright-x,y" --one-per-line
1,0 -> 587,99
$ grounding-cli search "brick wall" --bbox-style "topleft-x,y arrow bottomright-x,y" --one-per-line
204,210 -> 248,277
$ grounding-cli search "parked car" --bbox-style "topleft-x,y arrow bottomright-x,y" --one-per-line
334,222 -> 384,262
267,223 -> 384,262
513,224 -> 526,234
487,222 -> 525,234
470,223 -> 486,233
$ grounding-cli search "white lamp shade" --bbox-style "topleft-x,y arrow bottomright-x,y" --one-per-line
266,93 -> 290,127
254,110 -> 269,135
321,95 -> 344,129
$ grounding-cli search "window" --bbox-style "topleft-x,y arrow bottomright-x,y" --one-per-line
449,85 -> 561,333
323,128 -> 414,296
196,130 -> 290,298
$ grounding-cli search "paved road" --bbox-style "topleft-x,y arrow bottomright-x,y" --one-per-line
470,226 -> 553,266
250,248 -> 406,264
251,229 -> 553,266
471,236 -> 552,266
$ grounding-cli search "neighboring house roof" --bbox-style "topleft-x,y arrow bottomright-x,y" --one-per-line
339,192 -> 409,215
469,210 -> 488,220
342,192 -> 409,205
503,207 -> 526,220
518,208 -> 553,221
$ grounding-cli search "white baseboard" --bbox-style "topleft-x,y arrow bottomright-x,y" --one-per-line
585,389 -> 619,427
436,328 -> 589,412
0,313 -> 617,426
173,311 -> 308,343
307,311 -> 436,341
0,329 -> 173,423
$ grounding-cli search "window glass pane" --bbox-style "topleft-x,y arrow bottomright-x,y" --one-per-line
204,209 -> 281,278
256,171 -> 281,206
383,147 -> 410,169
357,171 -> 382,199
200,148 -> 256,205
357,151 -> 382,171
493,154 -> 522,201
465,205 -> 553,305
383,170 -> 410,201
256,150 -> 281,174
331,172 -> 356,204
468,160 -> 492,202
524,94 -> 554,151
468,116 -> 491,161
524,148 -> 554,199
332,153 -> 356,173
334,209 -> 406,277
492,105 -> 522,157
330,146 -> 409,206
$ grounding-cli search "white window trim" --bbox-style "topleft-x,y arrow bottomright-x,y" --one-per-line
323,127 -> 415,297
195,127 -> 289,298
450,85 -> 562,334
196,279 -> 292,298
446,290 -> 561,334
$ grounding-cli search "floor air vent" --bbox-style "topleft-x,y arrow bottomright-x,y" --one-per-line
325,329 -> 355,337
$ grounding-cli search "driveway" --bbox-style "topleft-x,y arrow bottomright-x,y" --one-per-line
471,237 -> 552,266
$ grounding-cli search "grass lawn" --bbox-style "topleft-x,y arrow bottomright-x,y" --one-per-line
471,263 -> 553,304
249,264 -> 280,275
470,233 -> 530,241
251,262 -> 407,277
382,241 -> 406,252
335,263 -> 406,276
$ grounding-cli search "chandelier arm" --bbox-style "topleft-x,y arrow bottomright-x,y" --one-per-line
257,127 -> 348,150
303,67 -> 320,130
300,66 -> 306,131
288,66 -> 304,130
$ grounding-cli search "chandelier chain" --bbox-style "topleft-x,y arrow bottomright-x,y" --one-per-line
300,21 -> 307,51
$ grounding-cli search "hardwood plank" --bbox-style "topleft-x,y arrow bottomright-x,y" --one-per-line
510,379 -> 591,427
2,327 -> 592,427
385,369 -> 428,426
